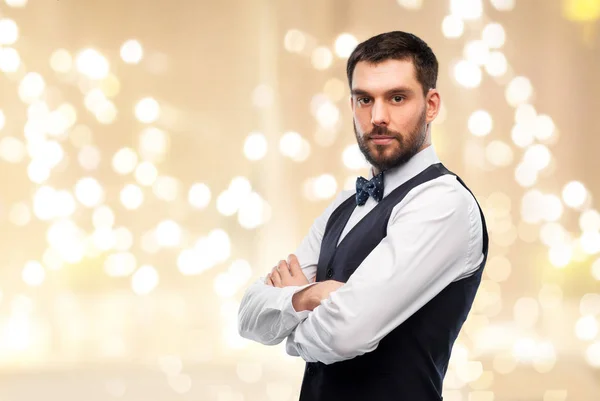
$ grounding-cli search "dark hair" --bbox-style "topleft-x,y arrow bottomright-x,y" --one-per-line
346,31 -> 438,96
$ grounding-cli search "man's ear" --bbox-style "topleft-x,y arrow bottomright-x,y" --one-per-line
425,88 -> 441,124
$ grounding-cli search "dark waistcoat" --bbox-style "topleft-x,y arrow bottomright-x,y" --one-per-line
298,163 -> 489,401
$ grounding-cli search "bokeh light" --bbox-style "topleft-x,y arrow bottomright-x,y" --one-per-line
75,177 -> 105,207
485,51 -> 508,77
284,29 -> 306,53
464,40 -> 490,66
482,23 -> 506,48
155,220 -> 183,248
120,184 -> 144,210
5,0 -> 28,7
334,33 -> 358,58
468,110 -> 493,137
490,0 -> 515,11
50,49 -> 72,73
76,48 -> 110,80
311,47 -> 333,70
139,127 -> 169,161
135,97 -> 160,123
535,114 -> 556,141
450,0 -> 483,20
120,39 -> 143,64
396,0 -> 423,9
505,76 -> 533,107
454,60 -> 482,88
135,161 -> 159,186
585,342 -> 600,367
580,209 -> 600,232
153,176 -> 180,202
562,181 -> 587,209
279,131 -> 311,162
188,183 -> 211,209
244,131 -> 268,161
22,261 -> 45,286
486,140 -> 513,167
19,72 -> 45,103
575,315 -> 599,341
131,265 -> 159,295
112,147 -> 139,175
442,15 -> 464,38
0,18 -> 19,45
0,136 -> 26,163
0,46 -> 21,73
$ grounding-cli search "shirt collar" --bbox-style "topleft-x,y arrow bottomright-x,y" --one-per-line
369,145 -> 440,198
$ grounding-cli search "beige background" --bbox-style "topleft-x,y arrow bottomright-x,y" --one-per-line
0,0 -> 598,400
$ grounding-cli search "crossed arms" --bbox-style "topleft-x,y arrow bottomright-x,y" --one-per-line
237,179 -> 482,365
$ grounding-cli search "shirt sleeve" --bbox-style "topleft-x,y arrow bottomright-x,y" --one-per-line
237,190 -> 354,345
285,177 -> 482,364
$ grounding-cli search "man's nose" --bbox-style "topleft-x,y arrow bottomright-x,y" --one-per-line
371,101 -> 390,127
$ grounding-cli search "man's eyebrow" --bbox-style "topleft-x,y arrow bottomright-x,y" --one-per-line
351,88 -> 370,96
351,87 -> 415,96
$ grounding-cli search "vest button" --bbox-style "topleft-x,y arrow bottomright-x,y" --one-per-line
306,366 -> 315,375
326,268 -> 333,278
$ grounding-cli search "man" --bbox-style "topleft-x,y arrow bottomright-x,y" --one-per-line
238,31 -> 488,401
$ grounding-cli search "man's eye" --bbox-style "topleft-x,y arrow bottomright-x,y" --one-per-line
392,96 -> 404,102
358,98 -> 371,105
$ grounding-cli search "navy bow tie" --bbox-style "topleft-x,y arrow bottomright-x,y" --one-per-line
355,171 -> 384,206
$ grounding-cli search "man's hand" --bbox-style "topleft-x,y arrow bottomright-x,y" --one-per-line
292,280 -> 344,312
265,254 -> 310,288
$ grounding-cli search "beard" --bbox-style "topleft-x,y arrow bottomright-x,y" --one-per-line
354,108 -> 428,172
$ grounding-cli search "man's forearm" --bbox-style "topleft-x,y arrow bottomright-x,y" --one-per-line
292,285 -> 319,312
292,280 -> 345,312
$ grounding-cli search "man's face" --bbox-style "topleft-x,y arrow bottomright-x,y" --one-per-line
350,59 -> 437,172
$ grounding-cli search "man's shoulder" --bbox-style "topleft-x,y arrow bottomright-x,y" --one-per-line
402,173 -> 479,213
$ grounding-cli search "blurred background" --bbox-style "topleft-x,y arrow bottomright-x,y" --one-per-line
0,0 -> 598,400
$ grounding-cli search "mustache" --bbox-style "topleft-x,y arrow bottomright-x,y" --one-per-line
364,126 -> 401,139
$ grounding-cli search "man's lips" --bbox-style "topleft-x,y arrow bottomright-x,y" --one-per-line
369,135 -> 395,145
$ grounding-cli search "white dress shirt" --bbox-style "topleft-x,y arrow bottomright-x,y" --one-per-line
237,145 -> 484,365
